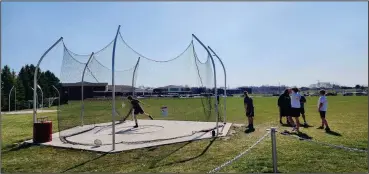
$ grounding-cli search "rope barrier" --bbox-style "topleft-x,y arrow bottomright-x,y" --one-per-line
209,127 -> 366,174
208,131 -> 270,173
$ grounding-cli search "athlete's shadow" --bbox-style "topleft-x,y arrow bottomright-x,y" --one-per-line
325,130 -> 342,136
294,132 -> 313,140
148,135 -> 216,169
301,124 -> 314,128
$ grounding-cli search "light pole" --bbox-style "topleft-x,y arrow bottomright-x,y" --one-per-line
15,87 -> 16,112
31,87 -> 38,110
52,85 -> 60,109
9,86 -> 14,112
37,85 -> 44,111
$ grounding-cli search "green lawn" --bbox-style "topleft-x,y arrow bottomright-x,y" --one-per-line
1,96 -> 368,173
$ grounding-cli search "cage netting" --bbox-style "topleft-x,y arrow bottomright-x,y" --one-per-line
57,32 -> 223,145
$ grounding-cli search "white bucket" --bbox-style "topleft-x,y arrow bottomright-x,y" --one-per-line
161,106 -> 168,116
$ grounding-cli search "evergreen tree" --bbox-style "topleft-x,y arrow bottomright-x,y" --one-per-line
1,65 -> 16,111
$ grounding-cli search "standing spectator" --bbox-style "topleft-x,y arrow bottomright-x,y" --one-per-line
278,89 -> 292,125
244,91 -> 255,131
300,95 -> 308,126
317,90 -> 330,131
290,87 -> 301,132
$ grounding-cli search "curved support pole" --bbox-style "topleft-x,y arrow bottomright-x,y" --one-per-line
111,25 -> 121,151
131,57 -> 141,98
33,37 -> 63,124
81,52 -> 95,126
192,34 -> 219,136
208,46 -> 227,123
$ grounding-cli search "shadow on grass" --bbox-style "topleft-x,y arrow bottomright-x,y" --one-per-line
2,142 -> 34,154
295,132 -> 313,140
148,137 -> 217,169
325,130 -> 342,137
301,124 -> 314,128
61,153 -> 108,173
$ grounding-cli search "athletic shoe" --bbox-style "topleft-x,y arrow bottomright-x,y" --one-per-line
133,124 -> 138,128
291,127 -> 297,132
325,127 -> 330,131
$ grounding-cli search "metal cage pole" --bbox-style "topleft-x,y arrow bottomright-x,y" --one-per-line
0,44 -> 2,173
208,46 -> 227,124
192,34 -> 219,136
81,52 -> 95,126
33,37 -> 63,124
111,25 -> 121,151
271,127 -> 278,173
9,86 -> 14,112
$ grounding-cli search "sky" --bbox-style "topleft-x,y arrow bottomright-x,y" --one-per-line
1,2 -> 368,88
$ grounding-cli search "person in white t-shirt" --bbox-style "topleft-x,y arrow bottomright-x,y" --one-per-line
317,90 -> 330,131
289,87 -> 301,132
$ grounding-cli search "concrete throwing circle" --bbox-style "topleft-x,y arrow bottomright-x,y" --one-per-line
94,124 -> 164,135
64,120 -> 218,146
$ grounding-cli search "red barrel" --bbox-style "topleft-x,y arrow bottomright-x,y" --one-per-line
33,118 -> 52,143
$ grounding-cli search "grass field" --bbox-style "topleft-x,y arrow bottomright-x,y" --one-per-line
1,96 -> 368,173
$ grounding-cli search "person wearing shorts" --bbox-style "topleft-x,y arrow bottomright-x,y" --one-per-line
278,89 -> 292,125
244,91 -> 255,131
290,88 -> 301,132
300,95 -> 308,126
317,90 -> 330,131
123,96 -> 153,128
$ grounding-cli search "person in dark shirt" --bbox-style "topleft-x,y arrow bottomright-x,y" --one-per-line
122,96 -> 153,128
300,95 -> 308,126
244,91 -> 255,130
278,89 -> 292,125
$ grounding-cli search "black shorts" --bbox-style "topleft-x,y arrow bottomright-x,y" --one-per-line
300,107 -> 305,114
133,107 -> 144,115
290,108 -> 301,117
246,109 -> 254,117
319,111 -> 326,118
279,108 -> 290,117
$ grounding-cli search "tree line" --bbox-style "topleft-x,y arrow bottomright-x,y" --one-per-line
1,64 -> 61,111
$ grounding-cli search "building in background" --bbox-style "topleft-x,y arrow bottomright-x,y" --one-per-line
61,82 -> 108,100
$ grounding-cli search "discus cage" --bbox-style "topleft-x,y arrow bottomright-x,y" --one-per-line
32,25 -> 228,150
